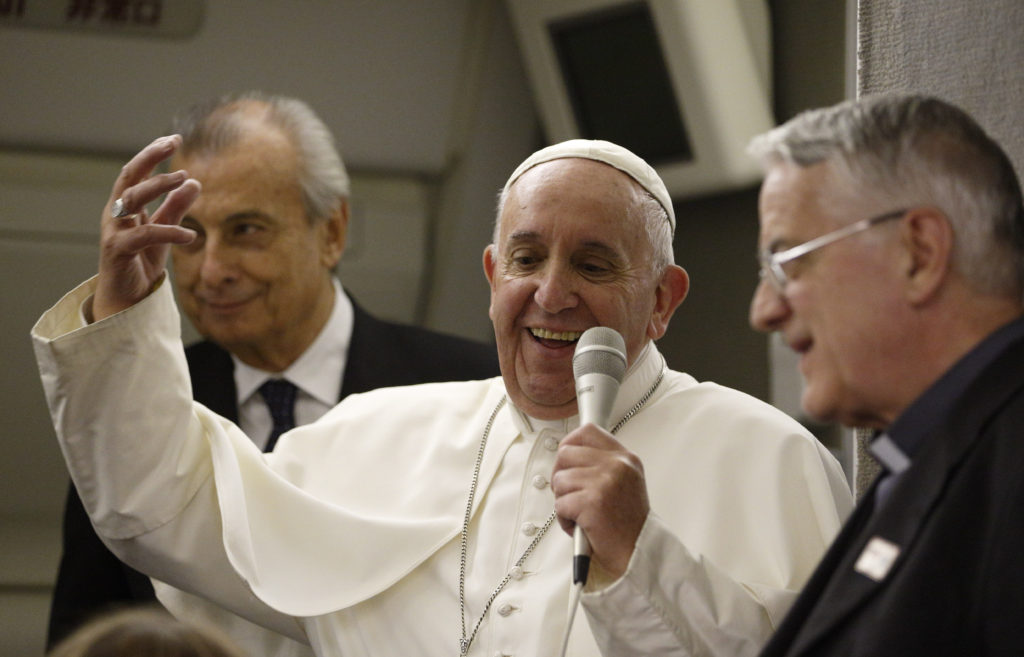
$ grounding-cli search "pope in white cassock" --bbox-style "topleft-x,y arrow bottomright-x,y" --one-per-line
33,137 -> 853,656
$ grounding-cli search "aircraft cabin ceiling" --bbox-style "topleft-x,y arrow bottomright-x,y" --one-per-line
0,1 -> 484,174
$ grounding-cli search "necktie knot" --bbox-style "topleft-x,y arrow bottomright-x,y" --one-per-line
258,379 -> 298,451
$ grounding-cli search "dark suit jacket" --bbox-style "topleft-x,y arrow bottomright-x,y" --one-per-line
46,300 -> 499,648
760,331 -> 1024,657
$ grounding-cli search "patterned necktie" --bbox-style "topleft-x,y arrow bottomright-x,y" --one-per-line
258,379 -> 298,452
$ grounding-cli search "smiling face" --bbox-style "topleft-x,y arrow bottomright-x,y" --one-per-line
170,125 -> 346,372
749,161 -> 908,427
484,158 -> 687,420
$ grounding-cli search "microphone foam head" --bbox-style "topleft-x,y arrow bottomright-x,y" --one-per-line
573,327 -> 627,382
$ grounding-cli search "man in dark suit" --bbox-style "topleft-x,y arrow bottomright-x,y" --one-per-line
46,92 -> 498,651
748,93 -> 1024,655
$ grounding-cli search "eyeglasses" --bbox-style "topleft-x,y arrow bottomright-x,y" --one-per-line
757,209 -> 907,292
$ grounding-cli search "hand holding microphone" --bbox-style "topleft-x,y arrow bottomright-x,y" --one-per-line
570,327 -> 627,585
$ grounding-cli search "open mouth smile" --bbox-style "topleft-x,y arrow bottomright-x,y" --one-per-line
530,328 -> 583,341
529,327 -> 583,348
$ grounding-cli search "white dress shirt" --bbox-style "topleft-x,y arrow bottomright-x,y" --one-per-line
235,278 -> 352,449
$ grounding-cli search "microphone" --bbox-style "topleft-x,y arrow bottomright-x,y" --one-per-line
571,327 -> 627,585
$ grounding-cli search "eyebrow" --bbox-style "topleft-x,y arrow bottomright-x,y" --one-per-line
182,209 -> 276,225
224,210 -> 275,223
505,230 -> 621,254
506,229 -> 541,245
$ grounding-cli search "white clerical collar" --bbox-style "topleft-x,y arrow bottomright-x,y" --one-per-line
508,341 -> 666,437
234,277 -> 353,407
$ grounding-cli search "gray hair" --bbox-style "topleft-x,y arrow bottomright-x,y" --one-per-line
492,173 -> 675,275
748,93 -> 1024,298
170,91 -> 350,224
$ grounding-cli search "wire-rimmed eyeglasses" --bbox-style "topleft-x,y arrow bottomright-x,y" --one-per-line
757,209 -> 907,292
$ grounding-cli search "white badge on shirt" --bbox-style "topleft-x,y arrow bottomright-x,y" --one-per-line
854,536 -> 900,581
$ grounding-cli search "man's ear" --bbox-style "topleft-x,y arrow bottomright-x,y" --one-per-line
899,207 -> 953,305
483,244 -> 498,320
319,199 -> 350,269
483,244 -> 497,287
647,264 -> 690,340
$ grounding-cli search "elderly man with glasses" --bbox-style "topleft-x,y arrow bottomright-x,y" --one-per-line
749,93 -> 1024,656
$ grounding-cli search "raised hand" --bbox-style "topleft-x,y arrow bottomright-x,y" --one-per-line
93,135 -> 201,321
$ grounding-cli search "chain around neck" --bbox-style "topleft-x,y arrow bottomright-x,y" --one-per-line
458,366 -> 665,655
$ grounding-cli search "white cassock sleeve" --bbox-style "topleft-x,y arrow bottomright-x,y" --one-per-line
575,374 -> 853,656
33,276 -> 307,639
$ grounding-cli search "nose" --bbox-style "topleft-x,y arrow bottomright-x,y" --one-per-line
533,264 -> 579,314
198,236 -> 239,286
749,277 -> 790,332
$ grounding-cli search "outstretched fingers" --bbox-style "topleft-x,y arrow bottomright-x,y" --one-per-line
94,136 -> 201,321
109,169 -> 191,223
108,135 -> 182,211
105,178 -> 200,255
151,176 -> 202,229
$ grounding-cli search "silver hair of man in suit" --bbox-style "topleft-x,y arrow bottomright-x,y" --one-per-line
171,91 -> 350,225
